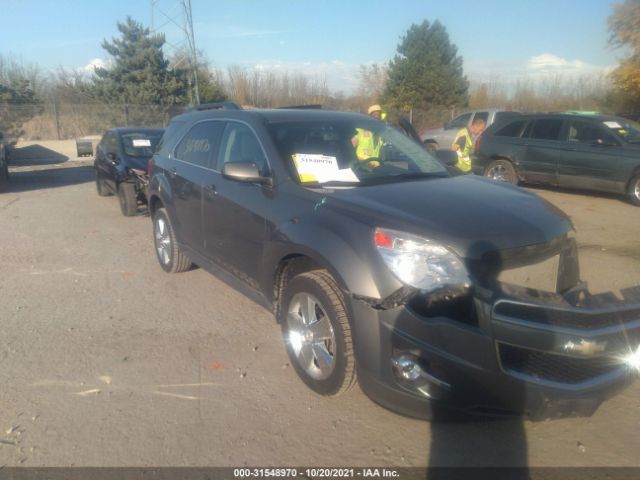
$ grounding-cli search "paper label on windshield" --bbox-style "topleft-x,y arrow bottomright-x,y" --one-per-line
292,154 -> 359,183
132,139 -> 152,147
603,121 -> 622,129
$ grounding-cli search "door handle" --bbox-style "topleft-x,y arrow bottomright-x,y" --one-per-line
205,183 -> 218,197
168,167 -> 178,177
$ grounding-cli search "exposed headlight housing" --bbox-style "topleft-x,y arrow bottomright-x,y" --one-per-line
374,228 -> 470,292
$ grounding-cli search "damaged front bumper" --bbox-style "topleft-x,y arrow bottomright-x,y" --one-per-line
350,237 -> 640,420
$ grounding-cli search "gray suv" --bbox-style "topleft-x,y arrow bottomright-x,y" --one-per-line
420,109 -> 519,152
147,103 -> 640,419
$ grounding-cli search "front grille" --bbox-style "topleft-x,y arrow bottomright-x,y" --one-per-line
494,299 -> 640,330
498,343 -> 622,384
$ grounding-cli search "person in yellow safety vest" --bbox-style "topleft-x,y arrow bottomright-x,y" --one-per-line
352,104 -> 386,161
451,117 -> 486,173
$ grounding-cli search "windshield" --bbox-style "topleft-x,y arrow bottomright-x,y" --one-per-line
121,131 -> 164,157
267,119 -> 449,186
602,118 -> 640,143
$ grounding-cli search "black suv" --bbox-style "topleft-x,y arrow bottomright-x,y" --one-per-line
95,127 -> 164,215
474,113 -> 640,205
147,104 -> 640,419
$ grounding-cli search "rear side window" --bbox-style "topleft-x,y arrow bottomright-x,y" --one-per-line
448,113 -> 472,129
174,121 -> 225,168
494,120 -> 527,138
527,119 -> 563,141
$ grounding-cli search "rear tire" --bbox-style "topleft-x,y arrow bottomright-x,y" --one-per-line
118,182 -> 137,216
152,207 -> 192,273
280,270 -> 357,396
484,159 -> 518,185
628,174 -> 640,206
96,172 -> 112,197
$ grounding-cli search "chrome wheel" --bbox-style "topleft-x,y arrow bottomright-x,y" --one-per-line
286,292 -> 336,380
487,163 -> 509,182
155,217 -> 171,265
635,178 -> 640,202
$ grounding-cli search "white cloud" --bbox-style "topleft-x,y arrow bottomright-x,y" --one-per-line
467,53 -> 613,84
528,53 -> 590,72
82,58 -> 108,75
248,60 -> 362,94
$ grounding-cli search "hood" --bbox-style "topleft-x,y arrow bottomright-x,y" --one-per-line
323,175 -> 573,260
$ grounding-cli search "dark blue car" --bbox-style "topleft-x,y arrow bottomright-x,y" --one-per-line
94,127 -> 164,215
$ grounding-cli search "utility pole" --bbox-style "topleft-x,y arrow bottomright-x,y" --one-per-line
151,0 -> 200,105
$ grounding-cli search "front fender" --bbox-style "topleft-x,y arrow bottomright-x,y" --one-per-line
262,217 -> 403,302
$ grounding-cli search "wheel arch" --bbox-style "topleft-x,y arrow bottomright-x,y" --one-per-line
271,253 -> 350,323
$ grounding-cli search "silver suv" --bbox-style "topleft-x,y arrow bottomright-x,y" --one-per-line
420,108 -> 518,152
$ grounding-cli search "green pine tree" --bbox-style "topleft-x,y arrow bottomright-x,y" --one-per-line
383,20 -> 469,113
93,16 -> 186,106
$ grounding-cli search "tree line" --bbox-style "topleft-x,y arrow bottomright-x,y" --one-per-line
2,2 -> 640,141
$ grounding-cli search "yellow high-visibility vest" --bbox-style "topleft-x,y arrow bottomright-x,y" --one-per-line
452,127 -> 473,172
353,129 -> 382,160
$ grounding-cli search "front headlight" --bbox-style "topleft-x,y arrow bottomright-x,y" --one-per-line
374,228 -> 470,291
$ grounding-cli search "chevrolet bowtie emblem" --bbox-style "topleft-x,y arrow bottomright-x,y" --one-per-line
563,339 -> 608,356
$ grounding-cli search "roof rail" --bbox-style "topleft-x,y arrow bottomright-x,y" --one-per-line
277,104 -> 323,110
192,102 -> 242,111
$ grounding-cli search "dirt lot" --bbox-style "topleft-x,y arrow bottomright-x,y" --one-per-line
0,149 -> 639,469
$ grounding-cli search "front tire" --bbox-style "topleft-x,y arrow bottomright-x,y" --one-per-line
153,208 -> 192,273
96,172 -> 111,197
280,270 -> 356,396
118,182 -> 137,216
628,174 -> 640,206
484,159 -> 518,185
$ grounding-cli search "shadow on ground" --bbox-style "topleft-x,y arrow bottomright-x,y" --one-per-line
524,182 -> 632,206
4,165 -> 95,193
10,144 -> 69,167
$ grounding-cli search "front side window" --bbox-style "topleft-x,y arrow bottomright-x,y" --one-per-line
217,122 -> 268,173
448,113 -> 472,130
268,119 -> 448,186
174,121 -> 224,168
527,119 -> 564,141
105,133 -> 118,155
472,111 -> 489,124
567,121 -> 617,145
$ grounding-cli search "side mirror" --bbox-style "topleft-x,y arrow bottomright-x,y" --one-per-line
222,161 -> 271,185
106,152 -> 119,164
434,149 -> 459,167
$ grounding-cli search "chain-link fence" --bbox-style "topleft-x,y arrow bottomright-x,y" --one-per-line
0,100 -> 463,145
0,102 -> 189,142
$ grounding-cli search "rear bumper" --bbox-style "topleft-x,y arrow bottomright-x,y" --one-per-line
349,288 -> 640,420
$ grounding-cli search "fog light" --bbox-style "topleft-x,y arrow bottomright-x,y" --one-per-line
391,353 -> 451,399
392,354 -> 424,381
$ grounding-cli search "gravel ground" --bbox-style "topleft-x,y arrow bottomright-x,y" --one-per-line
0,153 -> 639,468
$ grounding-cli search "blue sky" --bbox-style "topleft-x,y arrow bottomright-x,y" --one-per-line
0,0 -> 624,93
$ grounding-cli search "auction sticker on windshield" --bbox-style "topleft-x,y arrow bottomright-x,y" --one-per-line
133,138 -> 152,147
292,153 -> 359,183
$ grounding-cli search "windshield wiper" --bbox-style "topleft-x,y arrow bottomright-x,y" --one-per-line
360,172 -> 448,185
302,180 -> 361,188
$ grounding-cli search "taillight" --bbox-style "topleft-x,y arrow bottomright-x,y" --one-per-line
147,158 -> 153,177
